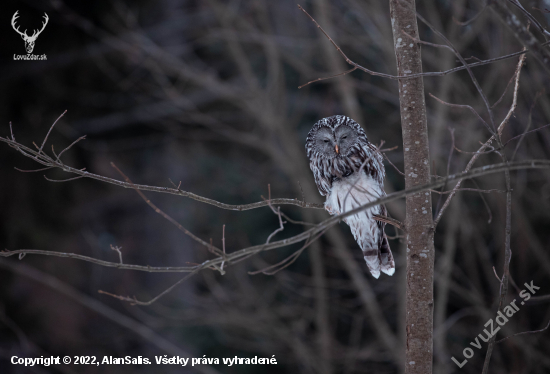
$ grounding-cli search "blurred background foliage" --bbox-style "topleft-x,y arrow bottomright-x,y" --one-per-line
1,0 -> 550,373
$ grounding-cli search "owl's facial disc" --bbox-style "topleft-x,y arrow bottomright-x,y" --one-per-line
334,125 -> 358,156
314,127 -> 338,157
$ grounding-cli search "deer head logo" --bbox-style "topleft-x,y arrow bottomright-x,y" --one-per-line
11,11 -> 49,54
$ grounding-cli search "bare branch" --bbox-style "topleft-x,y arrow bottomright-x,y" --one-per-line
3,160 -> 548,281
434,52 -> 525,227
491,70 -> 518,108
372,214 -> 404,230
14,166 -> 53,173
497,50 -> 525,136
99,271 -> 199,306
489,0 -> 550,75
511,89 -> 546,160
266,206 -> 285,244
429,93 -> 492,134
297,4 -> 528,82
496,319 -> 550,343
0,249 -> 198,272
44,175 -> 86,183
481,50 -> 526,374
37,110 -> 67,156
0,134 -> 324,211
508,124 -> 550,153
430,188 -> 505,195
110,244 -> 123,264
506,0 -> 550,39
56,135 -> 86,161
472,179 -> 494,224
298,67 -> 357,89
382,152 -> 405,176
453,2 -> 487,26
221,225 -> 226,272
248,233 -> 316,276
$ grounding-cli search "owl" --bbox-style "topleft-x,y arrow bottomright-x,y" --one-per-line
306,115 -> 395,278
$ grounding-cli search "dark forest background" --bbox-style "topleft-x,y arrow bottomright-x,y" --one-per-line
1,0 -> 550,373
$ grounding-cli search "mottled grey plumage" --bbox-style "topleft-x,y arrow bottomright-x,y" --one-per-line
306,115 -> 394,278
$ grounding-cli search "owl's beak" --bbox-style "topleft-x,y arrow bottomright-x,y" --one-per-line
335,144 -> 339,154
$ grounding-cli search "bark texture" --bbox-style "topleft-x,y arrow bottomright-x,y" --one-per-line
388,1 -> 435,373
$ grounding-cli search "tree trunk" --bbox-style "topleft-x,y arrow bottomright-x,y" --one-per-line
388,1 -> 435,373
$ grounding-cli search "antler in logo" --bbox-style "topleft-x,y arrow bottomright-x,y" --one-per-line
12,11 -> 49,54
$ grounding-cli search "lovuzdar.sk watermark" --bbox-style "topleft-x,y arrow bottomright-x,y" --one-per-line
451,280 -> 540,368
12,10 -> 48,61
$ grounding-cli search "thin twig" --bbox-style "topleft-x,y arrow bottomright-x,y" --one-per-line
506,0 -> 550,39
512,90 -> 545,160
453,2 -> 487,26
402,30 -> 453,52
497,50 -> 526,136
452,144 -> 495,155
9,122 -> 15,141
491,70 -> 518,108
99,270 -> 199,306
429,93 -> 493,134
0,249 -> 198,272
248,236 -> 313,276
496,319 -> 550,343
472,179 -> 494,223
221,225 -> 226,272
265,185 -> 287,244
110,245 -> 123,264
382,152 -> 405,176
528,294 -> 550,303
14,166 -> 53,173
44,175 -> 86,183
298,67 -> 357,89
250,227 -> 330,276
37,110 -> 67,156
372,214 -> 403,230
430,188 -> 505,195
279,211 -> 317,227
435,127 -> 456,218
56,135 -> 86,161
507,124 -> 550,150
492,266 -> 502,283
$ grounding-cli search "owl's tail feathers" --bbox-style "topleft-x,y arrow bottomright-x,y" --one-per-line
363,249 -> 381,279
379,234 -> 395,276
362,235 -> 395,278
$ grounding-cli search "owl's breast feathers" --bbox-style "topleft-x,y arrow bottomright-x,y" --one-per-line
309,143 -> 384,196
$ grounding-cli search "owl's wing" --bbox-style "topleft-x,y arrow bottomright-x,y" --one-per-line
309,157 -> 332,196
359,143 -> 385,183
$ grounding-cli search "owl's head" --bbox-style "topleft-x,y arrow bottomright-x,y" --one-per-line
305,115 -> 368,159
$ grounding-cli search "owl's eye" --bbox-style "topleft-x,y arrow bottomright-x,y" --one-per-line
342,136 -> 347,139
323,140 -> 329,143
